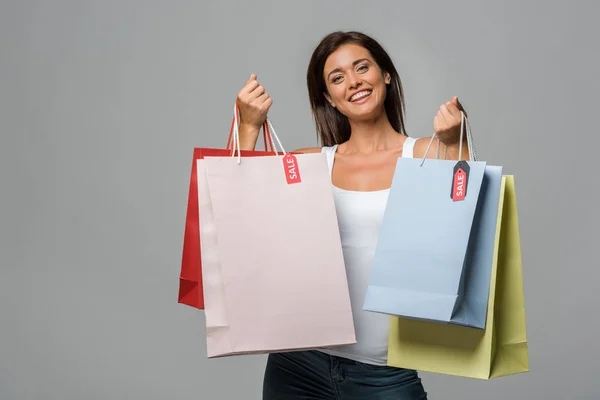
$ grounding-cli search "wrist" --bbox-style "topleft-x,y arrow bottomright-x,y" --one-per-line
239,122 -> 262,135
238,122 -> 262,151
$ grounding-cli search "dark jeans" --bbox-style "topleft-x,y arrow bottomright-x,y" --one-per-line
262,350 -> 428,400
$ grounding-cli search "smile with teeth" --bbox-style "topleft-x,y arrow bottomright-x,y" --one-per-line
350,90 -> 372,102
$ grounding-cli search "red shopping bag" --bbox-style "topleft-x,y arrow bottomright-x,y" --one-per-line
178,113 -> 280,309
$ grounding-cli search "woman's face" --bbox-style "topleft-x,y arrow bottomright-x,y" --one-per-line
323,43 -> 391,122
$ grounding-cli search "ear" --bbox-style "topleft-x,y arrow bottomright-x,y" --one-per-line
324,92 -> 336,108
384,71 -> 391,84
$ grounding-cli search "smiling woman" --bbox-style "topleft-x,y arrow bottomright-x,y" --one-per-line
306,33 -> 407,148
234,30 -> 471,400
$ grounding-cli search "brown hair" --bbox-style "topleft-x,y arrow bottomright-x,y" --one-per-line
306,31 -> 407,147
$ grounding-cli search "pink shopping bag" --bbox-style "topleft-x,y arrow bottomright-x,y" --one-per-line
199,110 -> 356,357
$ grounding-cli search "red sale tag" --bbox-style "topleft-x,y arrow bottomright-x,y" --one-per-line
451,161 -> 470,201
283,153 -> 301,184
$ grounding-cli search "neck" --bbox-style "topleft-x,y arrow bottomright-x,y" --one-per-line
344,110 -> 402,154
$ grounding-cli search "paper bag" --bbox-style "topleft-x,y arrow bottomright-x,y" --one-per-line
386,175 -> 529,379
363,114 -> 496,328
201,117 -> 356,357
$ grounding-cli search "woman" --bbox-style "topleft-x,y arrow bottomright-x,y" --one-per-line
236,31 -> 469,399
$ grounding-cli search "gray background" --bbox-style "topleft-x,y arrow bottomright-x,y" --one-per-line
1,0 -> 598,399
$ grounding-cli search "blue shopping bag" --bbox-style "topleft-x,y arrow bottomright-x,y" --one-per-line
363,115 -> 503,329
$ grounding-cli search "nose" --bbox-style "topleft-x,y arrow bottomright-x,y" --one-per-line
347,71 -> 362,89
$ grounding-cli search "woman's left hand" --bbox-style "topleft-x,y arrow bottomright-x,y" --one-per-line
433,96 -> 466,146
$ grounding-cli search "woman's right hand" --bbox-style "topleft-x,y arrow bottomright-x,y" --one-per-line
236,73 -> 273,150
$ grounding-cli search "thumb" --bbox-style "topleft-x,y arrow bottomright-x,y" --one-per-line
246,73 -> 257,84
452,96 -> 466,114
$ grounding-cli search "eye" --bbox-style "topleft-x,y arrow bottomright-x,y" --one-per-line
332,75 -> 343,84
357,64 -> 368,73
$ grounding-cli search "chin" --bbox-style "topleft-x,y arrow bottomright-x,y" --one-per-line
344,102 -> 384,122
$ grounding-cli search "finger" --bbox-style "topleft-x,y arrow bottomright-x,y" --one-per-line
439,105 -> 453,126
433,114 -> 440,132
241,79 -> 260,95
257,92 -> 270,103
245,73 -> 257,85
249,84 -> 265,97
452,96 -> 467,116
263,96 -> 273,108
453,96 -> 463,110
435,111 -> 446,131
445,100 -> 461,117
435,110 -> 444,124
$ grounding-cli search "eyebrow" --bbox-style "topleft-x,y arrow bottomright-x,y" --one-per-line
327,58 -> 371,80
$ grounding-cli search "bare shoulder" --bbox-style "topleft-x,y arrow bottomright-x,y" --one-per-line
292,147 -> 322,154
413,136 -> 439,159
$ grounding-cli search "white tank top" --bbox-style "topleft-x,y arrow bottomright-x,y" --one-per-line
318,136 -> 417,366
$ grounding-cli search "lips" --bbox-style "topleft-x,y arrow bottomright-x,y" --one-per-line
349,90 -> 372,102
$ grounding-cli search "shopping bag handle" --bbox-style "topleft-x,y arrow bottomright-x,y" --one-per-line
226,101 -> 276,154
420,111 -> 477,166
229,102 -> 288,164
